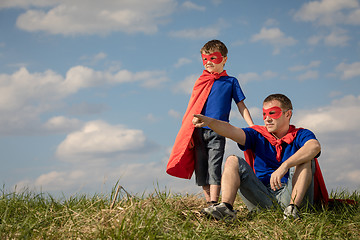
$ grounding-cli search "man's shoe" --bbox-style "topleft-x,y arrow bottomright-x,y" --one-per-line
283,204 -> 301,220
207,202 -> 237,221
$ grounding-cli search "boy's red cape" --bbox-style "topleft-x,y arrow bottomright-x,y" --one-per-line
166,70 -> 228,179
244,125 -> 330,205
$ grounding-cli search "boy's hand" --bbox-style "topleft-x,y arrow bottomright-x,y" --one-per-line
192,114 -> 211,128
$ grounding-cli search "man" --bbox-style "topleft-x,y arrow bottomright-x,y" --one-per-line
192,94 -> 324,220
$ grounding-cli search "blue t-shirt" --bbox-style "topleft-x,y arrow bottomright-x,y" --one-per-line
238,128 -> 318,186
201,75 -> 245,125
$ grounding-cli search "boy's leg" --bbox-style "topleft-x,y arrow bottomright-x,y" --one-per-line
193,128 -> 210,201
206,129 -> 225,203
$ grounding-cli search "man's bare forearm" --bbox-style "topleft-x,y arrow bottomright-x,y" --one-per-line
193,114 -> 246,145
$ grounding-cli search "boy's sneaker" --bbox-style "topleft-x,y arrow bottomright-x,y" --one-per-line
283,204 -> 301,220
207,202 -> 237,221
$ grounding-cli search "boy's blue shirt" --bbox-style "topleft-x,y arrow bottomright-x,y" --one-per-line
201,75 -> 245,127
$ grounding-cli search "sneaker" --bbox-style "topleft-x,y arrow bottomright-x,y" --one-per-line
283,204 -> 301,220
207,202 -> 237,221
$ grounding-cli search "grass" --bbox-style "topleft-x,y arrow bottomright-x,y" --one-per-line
0,185 -> 359,239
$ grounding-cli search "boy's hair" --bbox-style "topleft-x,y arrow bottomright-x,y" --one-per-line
264,94 -> 293,111
200,40 -> 228,57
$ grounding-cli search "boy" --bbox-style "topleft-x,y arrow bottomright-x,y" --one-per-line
167,40 -> 254,207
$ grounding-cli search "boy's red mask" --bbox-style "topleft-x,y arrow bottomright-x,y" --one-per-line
263,106 -> 283,120
201,52 -> 223,65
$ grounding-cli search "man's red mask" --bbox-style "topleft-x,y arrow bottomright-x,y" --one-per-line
201,52 -> 223,65
263,106 -> 283,120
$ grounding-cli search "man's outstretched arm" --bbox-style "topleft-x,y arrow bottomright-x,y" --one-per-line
192,114 -> 246,146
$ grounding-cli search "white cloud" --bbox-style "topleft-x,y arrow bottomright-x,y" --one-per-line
293,95 -> 360,133
169,19 -> 226,39
174,58 -> 192,68
307,29 -> 350,47
289,61 -> 321,72
324,28 -> 350,46
174,74 -> 198,94
293,95 -> 360,192
264,18 -> 279,26
56,120 -> 150,162
0,66 -> 168,135
11,0 -> 177,35
251,27 -> 297,55
237,70 -> 278,84
336,61 -> 360,80
44,116 -> 83,133
168,109 -> 181,119
182,1 -> 205,11
80,52 -> 107,65
297,70 -> 319,81
294,0 -> 360,26
0,0 -> 61,9
16,159 -> 200,196
145,113 -> 159,123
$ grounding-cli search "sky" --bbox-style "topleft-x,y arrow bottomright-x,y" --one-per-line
0,0 -> 359,198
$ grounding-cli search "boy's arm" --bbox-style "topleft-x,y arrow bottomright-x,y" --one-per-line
192,114 -> 246,146
236,101 -> 254,127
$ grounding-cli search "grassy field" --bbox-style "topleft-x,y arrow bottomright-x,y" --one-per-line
0,185 -> 359,239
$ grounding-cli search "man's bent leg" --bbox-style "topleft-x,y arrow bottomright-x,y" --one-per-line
291,161 -> 313,206
237,157 -> 275,211
220,155 -> 241,206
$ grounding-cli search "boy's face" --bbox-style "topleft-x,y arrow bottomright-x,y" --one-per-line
201,51 -> 227,73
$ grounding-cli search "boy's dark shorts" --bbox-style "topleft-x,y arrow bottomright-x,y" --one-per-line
193,128 -> 225,186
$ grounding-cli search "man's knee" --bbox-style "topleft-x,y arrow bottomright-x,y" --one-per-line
224,155 -> 240,171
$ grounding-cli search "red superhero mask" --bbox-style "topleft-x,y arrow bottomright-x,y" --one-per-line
263,106 -> 283,120
201,52 -> 223,65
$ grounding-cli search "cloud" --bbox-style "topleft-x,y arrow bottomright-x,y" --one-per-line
168,109 -> 181,119
182,1 -> 205,11
0,66 -> 168,135
56,120 -> 153,162
297,70 -> 319,81
237,70 -> 278,84
307,29 -> 350,47
293,95 -> 360,133
16,159 -> 199,196
294,0 -> 360,26
44,116 -> 83,133
292,95 -> 360,192
174,57 -> 192,68
174,74 -> 198,94
169,19 -> 225,39
10,0 -> 177,35
80,52 -> 107,65
336,61 -> 360,80
251,27 -> 297,55
324,28 -> 350,46
289,61 -> 321,72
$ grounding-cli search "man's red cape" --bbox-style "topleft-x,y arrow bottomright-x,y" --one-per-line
244,125 -> 329,205
166,70 -> 228,179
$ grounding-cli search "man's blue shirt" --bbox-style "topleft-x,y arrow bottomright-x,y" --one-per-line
237,128 -> 318,185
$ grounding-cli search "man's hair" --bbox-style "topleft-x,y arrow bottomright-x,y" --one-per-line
200,40 -> 228,57
264,94 -> 293,110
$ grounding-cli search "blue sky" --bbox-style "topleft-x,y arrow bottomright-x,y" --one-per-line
0,0 -> 359,197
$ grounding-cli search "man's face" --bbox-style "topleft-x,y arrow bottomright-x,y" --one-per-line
263,100 -> 290,134
201,51 -> 227,73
